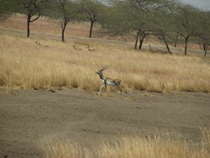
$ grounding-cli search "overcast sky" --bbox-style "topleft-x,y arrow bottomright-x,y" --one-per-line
178,0 -> 210,10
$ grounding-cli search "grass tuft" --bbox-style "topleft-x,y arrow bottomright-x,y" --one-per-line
45,130 -> 210,158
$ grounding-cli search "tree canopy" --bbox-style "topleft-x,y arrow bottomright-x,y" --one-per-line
1,0 -> 210,55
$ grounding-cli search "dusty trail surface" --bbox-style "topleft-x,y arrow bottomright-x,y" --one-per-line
0,88 -> 210,157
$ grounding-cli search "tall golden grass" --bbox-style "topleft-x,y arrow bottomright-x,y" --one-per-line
0,34 -> 210,93
45,129 -> 210,158
0,35 -> 210,93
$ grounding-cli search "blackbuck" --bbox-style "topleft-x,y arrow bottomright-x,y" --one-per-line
72,45 -> 82,50
35,41 -> 41,46
96,65 -> 122,95
87,46 -> 95,51
35,41 -> 48,47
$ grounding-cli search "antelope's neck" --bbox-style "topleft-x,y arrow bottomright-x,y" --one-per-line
98,72 -> 104,80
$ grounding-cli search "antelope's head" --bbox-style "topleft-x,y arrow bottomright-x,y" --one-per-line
96,65 -> 111,75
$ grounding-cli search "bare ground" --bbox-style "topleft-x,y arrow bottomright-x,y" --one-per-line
0,88 -> 210,158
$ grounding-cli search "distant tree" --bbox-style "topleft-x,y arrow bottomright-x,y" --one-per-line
173,4 -> 201,55
16,0 -> 47,37
80,0 -> 105,38
49,0 -> 80,42
151,1 -> 177,54
127,0 -> 155,49
99,0 -> 151,49
199,11 -> 210,57
100,0 -> 176,50
126,0 -> 177,50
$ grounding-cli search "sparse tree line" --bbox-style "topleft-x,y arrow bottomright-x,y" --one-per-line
0,0 -> 210,56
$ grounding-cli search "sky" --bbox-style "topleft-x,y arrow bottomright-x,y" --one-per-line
178,0 -> 210,10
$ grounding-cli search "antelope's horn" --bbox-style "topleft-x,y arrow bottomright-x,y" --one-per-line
101,65 -> 111,71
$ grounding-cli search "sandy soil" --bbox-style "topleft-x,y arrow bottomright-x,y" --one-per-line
0,88 -> 210,158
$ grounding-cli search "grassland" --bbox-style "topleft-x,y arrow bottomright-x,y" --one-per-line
1,15 -> 210,158
0,33 -> 210,93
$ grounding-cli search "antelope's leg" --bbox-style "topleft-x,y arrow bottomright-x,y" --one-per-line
98,84 -> 105,94
104,84 -> 108,95
116,82 -> 122,95
118,87 -> 123,95
115,85 -> 118,92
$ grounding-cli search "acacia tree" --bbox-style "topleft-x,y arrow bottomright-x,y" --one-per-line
80,0 -> 105,38
199,11 -> 210,57
100,0 -> 176,50
99,0 -> 151,49
151,1 -> 177,54
129,0 -> 178,50
17,0 -> 47,37
174,4 -> 201,55
50,0 -> 80,42
127,0 -> 156,49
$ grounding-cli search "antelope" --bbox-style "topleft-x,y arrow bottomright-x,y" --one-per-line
35,41 -> 48,47
87,46 -> 95,51
96,65 -> 122,95
35,41 -> 41,46
72,45 -> 82,50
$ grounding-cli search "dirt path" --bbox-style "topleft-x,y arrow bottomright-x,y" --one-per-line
0,88 -> 210,157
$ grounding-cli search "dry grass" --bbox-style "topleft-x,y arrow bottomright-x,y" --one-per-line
0,34 -> 210,93
45,129 -> 210,158
1,15 -> 210,158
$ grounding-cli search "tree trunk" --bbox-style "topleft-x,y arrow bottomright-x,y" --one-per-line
203,44 -> 206,51
62,27 -> 65,42
134,33 -> 139,49
26,13 -> 40,38
162,35 -> 172,54
204,45 -> 209,57
27,15 -> 31,38
174,33 -> 178,47
184,36 -> 190,55
89,20 -> 94,38
61,22 -> 67,42
204,49 -> 207,57
139,33 -> 146,50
